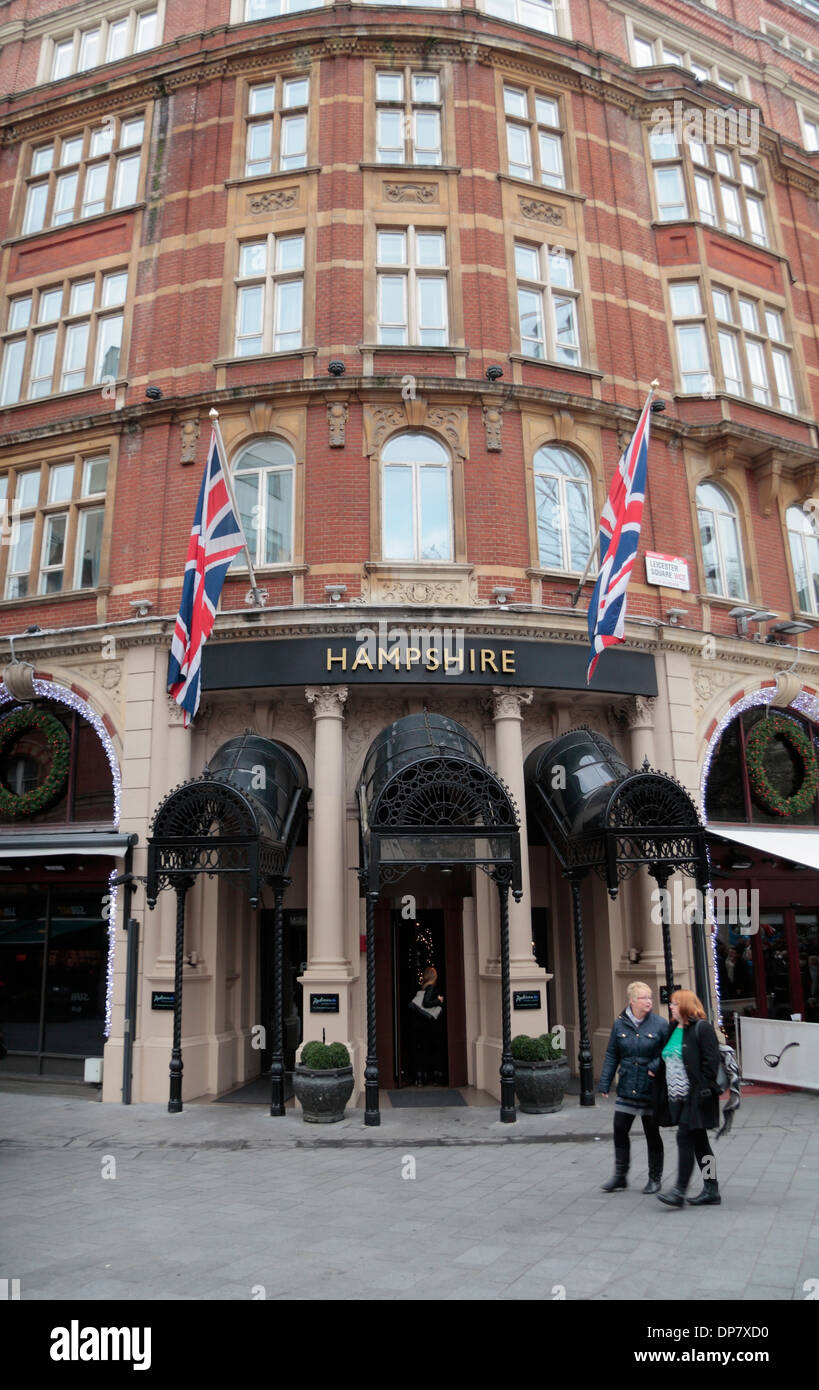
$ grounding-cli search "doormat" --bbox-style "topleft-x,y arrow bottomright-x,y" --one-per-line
216,1076 -> 293,1104
388,1089 -> 467,1108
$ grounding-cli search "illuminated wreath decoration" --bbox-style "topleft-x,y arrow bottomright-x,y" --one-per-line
746,713 -> 819,818
0,708 -> 71,819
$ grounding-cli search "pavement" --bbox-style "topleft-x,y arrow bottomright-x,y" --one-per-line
1,1084 -> 817,1301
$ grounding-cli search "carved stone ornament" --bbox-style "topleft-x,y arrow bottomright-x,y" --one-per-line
305,685 -> 349,718
609,695 -> 656,731
249,188 -> 298,214
167,696 -> 188,726
180,417 -> 200,466
383,182 -> 437,203
327,401 -> 348,447
483,403 -> 503,452
425,407 -> 466,460
489,687 -> 534,720
1,660 -> 36,702
692,664 -> 738,721
518,197 -> 563,225
366,405 -> 407,457
380,580 -> 463,605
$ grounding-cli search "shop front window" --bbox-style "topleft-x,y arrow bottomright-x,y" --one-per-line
0,883 -> 109,1068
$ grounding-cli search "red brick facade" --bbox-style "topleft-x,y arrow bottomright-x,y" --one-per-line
0,0 -> 816,643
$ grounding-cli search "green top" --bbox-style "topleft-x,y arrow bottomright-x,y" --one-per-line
662,1027 -> 684,1060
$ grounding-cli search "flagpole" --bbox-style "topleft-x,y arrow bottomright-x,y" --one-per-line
208,407 -> 266,608
570,380 -> 659,608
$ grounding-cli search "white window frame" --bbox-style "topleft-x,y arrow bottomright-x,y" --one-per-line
0,272 -> 127,406
479,0 -> 570,38
711,284 -> 797,413
40,4 -> 164,84
533,445 -> 595,575
245,75 -> 310,178
233,233 -> 305,357
503,85 -> 566,189
798,108 -> 819,153
229,439 -> 296,570
515,241 -> 581,365
381,433 -> 453,563
696,481 -> 747,601
630,27 -> 746,95
376,228 -> 449,347
0,454 -> 110,600
786,506 -> 819,616
375,69 -> 443,166
19,115 -> 147,235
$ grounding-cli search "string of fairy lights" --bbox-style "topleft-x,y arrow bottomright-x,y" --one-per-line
0,678 -> 122,1040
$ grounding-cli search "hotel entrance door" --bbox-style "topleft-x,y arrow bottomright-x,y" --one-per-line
374,897 -> 467,1089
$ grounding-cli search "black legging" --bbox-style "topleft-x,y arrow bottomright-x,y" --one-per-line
614,1110 -> 664,1169
676,1119 -> 714,1191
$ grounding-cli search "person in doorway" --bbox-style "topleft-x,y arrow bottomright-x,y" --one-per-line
598,981 -> 665,1193
651,989 -> 723,1208
410,966 -> 445,1085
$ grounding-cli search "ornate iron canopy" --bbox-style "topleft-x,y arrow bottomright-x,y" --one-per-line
526,727 -> 708,896
146,733 -> 309,907
357,712 -> 522,894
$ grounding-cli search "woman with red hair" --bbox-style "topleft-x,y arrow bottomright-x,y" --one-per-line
650,990 -> 723,1208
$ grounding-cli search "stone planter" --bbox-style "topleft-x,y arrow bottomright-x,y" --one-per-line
513,1057 -> 570,1114
292,1064 -> 354,1123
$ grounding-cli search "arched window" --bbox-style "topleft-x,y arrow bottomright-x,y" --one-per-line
382,432 -> 452,561
533,445 -> 594,572
786,505 -> 819,615
696,481 -> 746,599
0,702 -> 113,825
231,438 -> 294,567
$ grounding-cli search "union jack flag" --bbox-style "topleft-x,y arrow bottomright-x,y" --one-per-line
586,393 -> 652,684
167,430 -> 246,724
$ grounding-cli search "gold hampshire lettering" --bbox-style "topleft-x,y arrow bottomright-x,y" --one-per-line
325,644 -> 516,674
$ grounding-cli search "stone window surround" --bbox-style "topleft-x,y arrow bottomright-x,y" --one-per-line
0,262 -> 132,409
663,270 -> 801,418
0,440 -> 118,607
15,111 -> 149,240
35,0 -> 166,87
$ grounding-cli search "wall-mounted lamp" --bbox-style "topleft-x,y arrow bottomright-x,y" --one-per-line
767,620 -> 812,640
325,584 -> 347,602
493,586 -> 515,605
666,608 -> 688,626
129,599 -> 154,618
728,606 -> 776,638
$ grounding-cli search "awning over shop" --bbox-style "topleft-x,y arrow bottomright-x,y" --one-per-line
707,824 -> 819,874
0,831 -> 136,860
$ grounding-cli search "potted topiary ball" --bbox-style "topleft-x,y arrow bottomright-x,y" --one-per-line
511,1033 -> 570,1114
293,1040 -> 354,1123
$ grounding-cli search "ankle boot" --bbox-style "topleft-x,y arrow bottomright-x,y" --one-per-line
601,1159 -> 628,1192
642,1166 -> 663,1195
687,1179 -> 721,1206
656,1187 -> 685,1208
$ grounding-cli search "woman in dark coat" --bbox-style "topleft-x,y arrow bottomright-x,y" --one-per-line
650,989 -> 723,1208
598,982 -> 665,1193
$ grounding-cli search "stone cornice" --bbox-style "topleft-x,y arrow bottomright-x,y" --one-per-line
6,605 -> 818,680
0,375 -> 815,465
